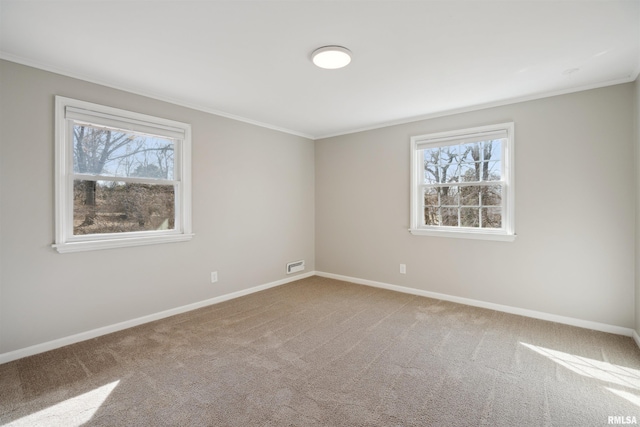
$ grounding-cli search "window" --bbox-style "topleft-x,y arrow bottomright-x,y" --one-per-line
54,96 -> 193,253
410,122 -> 515,241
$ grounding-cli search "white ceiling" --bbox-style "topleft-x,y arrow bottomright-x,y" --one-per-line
1,1 -> 639,139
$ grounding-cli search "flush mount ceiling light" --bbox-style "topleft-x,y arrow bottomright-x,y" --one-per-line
312,46 -> 352,69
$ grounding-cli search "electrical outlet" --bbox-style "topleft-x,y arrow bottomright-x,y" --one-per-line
211,271 -> 218,283
400,264 -> 406,274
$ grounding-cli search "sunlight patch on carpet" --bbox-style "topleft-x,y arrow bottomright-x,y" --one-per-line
521,342 -> 640,406
605,387 -> 640,408
5,380 -> 120,427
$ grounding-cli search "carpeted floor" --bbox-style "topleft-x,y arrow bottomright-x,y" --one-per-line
1,275 -> 640,426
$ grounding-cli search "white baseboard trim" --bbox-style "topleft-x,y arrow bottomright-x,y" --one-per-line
0,271 -> 315,365
633,331 -> 640,350
316,271 -> 635,338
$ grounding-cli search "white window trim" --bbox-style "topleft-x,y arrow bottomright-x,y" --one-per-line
409,122 -> 516,242
53,96 -> 194,253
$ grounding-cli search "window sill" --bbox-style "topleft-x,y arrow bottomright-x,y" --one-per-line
53,233 -> 194,253
409,228 -> 516,242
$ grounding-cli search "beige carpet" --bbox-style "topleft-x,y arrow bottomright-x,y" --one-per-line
1,276 -> 640,426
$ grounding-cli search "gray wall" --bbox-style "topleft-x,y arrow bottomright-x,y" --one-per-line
316,83 -> 635,329
0,60 -> 315,354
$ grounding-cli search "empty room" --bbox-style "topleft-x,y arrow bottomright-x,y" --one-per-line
1,1 -> 640,426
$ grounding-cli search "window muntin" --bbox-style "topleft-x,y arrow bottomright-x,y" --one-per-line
410,123 -> 515,241
54,97 -> 193,253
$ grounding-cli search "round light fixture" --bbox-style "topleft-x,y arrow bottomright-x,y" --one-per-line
312,46 -> 352,69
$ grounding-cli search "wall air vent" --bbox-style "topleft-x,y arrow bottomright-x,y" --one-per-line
286,260 -> 305,274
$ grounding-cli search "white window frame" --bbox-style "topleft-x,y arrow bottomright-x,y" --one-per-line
409,122 -> 515,241
53,96 -> 193,253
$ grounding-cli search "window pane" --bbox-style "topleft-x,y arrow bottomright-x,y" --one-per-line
438,146 -> 457,165
424,148 -> 461,184
436,147 -> 447,166
481,185 -> 502,206
460,207 -> 479,227
461,186 -> 480,206
73,180 -> 175,235
423,148 -> 439,184
424,206 -> 439,226
457,140 -> 502,183
481,207 -> 502,228
459,142 -> 480,163
440,163 -> 459,184
459,163 -> 480,182
424,188 -> 439,206
481,139 -> 502,162
441,207 -> 458,226
481,160 -> 501,181
440,186 -> 459,206
73,124 -> 175,179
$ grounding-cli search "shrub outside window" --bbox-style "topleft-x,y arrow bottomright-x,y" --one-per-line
410,122 -> 515,241
54,96 -> 193,253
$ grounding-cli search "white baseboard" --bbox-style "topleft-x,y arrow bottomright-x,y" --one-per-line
0,271 -> 315,364
633,331 -> 640,350
315,271 -> 635,338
